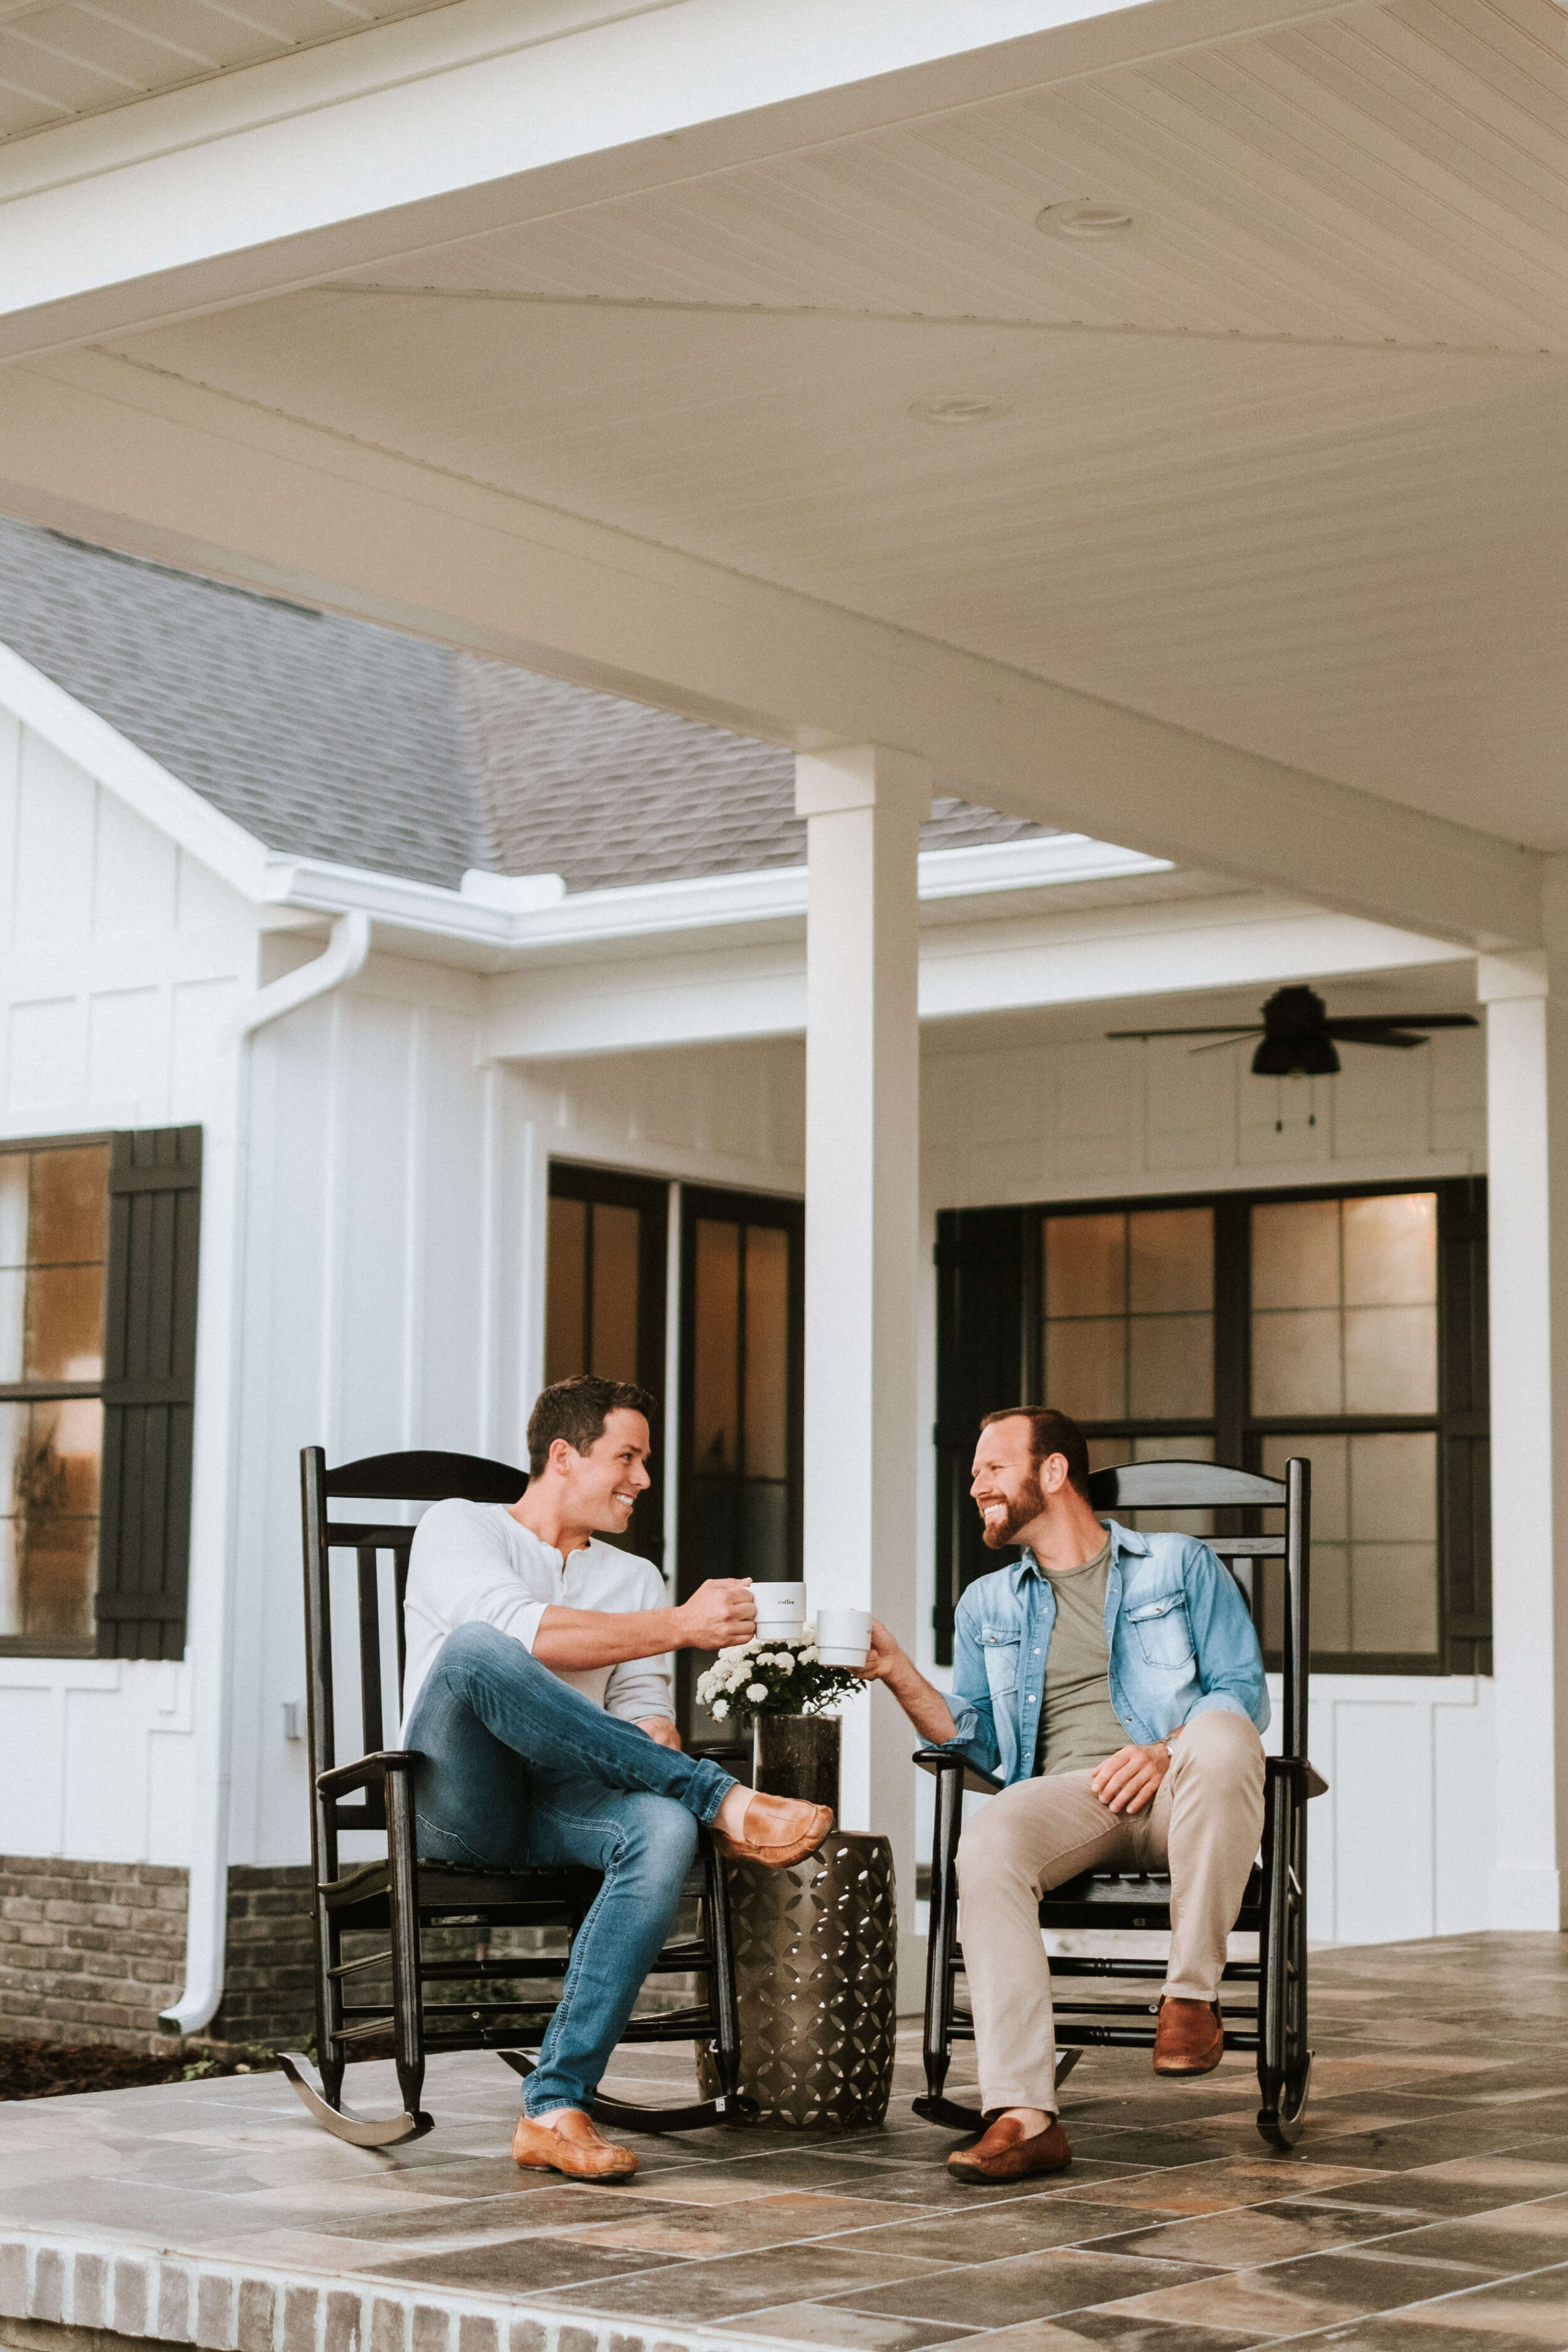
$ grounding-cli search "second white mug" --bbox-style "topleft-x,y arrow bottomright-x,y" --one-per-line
815,1605 -> 872,1667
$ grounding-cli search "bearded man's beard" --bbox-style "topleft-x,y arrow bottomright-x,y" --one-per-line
980,1471 -> 1047,1548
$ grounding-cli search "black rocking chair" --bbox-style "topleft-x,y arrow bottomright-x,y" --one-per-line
915,1456 -> 1321,2151
278,1446 -> 748,2147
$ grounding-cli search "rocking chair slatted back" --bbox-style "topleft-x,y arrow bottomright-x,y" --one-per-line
302,1448 -> 527,1841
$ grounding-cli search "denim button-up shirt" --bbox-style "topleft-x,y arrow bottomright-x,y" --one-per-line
943,1520 -> 1268,1788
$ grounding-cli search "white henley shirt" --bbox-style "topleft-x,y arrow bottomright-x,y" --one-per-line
400,1498 -> 675,1735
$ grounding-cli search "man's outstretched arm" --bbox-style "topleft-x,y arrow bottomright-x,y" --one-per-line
531,1578 -> 756,1671
856,1620 -> 959,1745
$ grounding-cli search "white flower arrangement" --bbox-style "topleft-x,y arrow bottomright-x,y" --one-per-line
694,1625 -> 867,1729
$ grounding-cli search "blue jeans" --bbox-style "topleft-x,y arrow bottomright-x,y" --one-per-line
402,1622 -> 738,2116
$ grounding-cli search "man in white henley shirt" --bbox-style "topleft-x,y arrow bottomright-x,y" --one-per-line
401,1373 -> 831,2181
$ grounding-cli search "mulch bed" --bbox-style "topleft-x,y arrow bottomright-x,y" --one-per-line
0,2038 -> 281,2101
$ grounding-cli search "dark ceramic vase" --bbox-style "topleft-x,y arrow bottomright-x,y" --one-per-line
752,1711 -> 840,1809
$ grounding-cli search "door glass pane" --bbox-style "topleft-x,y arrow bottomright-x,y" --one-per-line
0,1396 -> 102,1643
1044,1214 -> 1125,1316
1252,1199 -> 1341,1310
1251,1308 -> 1342,1416
1350,1431 -> 1438,1542
743,1225 -> 789,1481
692,1219 -> 741,1473
1343,1193 -> 1436,1308
1350,1544 -> 1439,1653
1046,1316 -> 1125,1419
588,1202 -> 640,1382
1261,1431 -> 1438,1658
544,1195 -> 586,1385
1128,1208 -> 1213,1313
1343,1305 -> 1436,1414
1129,1313 -> 1212,1418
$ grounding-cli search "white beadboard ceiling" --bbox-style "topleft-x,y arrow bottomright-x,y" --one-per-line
89,0 -> 1568,850
0,0 -> 453,139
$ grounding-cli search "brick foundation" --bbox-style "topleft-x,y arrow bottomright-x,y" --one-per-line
0,1862 -> 317,2055
0,1859 -> 188,2053
208,1869 -> 315,2050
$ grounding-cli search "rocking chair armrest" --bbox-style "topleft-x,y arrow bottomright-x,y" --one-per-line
1266,1754 -> 1330,1799
913,1745 -> 1004,1795
316,1749 -> 420,1798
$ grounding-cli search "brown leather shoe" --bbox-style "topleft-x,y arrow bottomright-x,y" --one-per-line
1153,1996 -> 1226,2075
947,2113 -> 1073,2184
709,1791 -> 833,1869
512,2109 -> 638,2180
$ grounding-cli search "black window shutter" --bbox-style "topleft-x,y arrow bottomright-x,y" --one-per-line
95,1127 -> 202,1661
933,1205 -> 1028,1665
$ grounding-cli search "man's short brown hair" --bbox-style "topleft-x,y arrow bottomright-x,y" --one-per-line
978,1406 -> 1091,1498
527,1374 -> 655,1477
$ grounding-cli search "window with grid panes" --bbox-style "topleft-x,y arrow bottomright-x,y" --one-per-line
933,1180 -> 1488,1673
0,1140 -> 110,1646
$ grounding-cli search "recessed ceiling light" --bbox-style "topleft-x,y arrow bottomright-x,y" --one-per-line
1036,198 -> 1135,238
907,395 -> 1011,426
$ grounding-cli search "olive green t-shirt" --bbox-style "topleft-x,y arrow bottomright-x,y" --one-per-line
1035,1533 -> 1129,1777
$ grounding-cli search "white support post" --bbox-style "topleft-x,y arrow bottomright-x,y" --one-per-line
796,744 -> 929,1979
1480,887 -> 1568,1931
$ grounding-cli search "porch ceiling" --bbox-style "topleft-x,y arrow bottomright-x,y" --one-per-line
0,0 -> 1562,925
0,0 -> 455,140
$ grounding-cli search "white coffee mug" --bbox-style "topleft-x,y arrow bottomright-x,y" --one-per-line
751,1581 -> 807,1631
815,1605 -> 872,1667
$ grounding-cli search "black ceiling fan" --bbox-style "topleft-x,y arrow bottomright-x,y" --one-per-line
1106,984 -> 1478,1077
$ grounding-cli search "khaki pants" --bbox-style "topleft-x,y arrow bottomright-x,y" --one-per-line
955,1708 -> 1265,2116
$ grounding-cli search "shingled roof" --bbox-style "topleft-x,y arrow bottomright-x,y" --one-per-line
0,516 -> 1044,893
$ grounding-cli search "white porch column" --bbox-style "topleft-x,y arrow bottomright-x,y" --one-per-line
796,744 -> 929,1963
1480,889 -> 1568,1931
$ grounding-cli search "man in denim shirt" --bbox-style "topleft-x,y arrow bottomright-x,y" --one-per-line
860,1406 -> 1267,2184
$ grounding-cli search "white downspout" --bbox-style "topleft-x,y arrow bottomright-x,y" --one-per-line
161,912 -> 371,2038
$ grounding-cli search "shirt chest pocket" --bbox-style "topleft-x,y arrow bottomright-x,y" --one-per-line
1124,1593 -> 1195,1670
981,1630 -> 1021,1702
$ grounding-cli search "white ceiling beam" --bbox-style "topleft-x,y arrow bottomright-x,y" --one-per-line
0,0 -> 1363,360
487,891 -> 1471,1059
0,347 -> 1535,953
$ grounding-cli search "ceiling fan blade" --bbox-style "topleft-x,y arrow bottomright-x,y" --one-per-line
1325,1014 -> 1478,1035
1104,1025 -> 1264,1041
1332,1031 -> 1426,1049
1189,1034 -> 1259,1056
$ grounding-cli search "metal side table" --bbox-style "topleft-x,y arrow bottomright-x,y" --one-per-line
697,1829 -> 897,2131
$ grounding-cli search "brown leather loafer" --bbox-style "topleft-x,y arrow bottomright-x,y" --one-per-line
947,2113 -> 1073,2184
710,1791 -> 834,1869
1153,1996 -> 1226,2075
512,2109 -> 638,2179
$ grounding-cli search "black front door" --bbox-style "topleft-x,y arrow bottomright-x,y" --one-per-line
545,1161 -> 669,1567
677,1184 -> 803,1734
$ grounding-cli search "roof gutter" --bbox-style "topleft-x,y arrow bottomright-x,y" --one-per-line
260,836 -> 1174,953
160,911 -> 372,2040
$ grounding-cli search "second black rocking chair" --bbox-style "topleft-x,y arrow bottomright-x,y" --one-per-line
279,1445 -> 749,2147
914,1456 -> 1321,2152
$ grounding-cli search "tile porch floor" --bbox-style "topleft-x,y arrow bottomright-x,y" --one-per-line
4,1934 -> 1568,2352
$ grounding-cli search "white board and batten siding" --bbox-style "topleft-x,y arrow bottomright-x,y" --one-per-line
0,712 -> 258,1870
918,1019 -> 1493,1947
